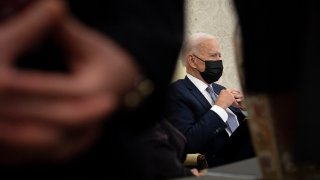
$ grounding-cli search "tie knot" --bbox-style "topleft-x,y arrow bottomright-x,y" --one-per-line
206,86 -> 214,94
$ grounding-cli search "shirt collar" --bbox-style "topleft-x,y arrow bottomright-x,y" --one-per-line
186,73 -> 210,93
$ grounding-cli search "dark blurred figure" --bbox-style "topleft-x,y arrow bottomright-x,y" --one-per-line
234,0 -> 320,178
140,119 -> 203,178
0,0 -> 186,179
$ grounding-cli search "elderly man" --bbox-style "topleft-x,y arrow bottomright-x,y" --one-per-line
165,32 -> 255,167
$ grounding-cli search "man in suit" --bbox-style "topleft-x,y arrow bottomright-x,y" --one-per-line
165,32 -> 255,167
0,0 -> 185,179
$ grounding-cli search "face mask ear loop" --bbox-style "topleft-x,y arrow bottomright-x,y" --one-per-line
192,54 -> 206,62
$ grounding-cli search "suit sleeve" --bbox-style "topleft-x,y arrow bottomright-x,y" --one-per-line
165,86 -> 228,153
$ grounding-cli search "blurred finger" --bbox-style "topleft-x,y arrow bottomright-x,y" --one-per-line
233,100 -> 240,106
233,93 -> 243,99
0,119 -> 61,148
0,92 -> 119,127
55,15 -> 131,62
191,168 -> 200,177
0,0 -> 66,62
231,89 -> 240,93
2,70 -> 96,96
236,98 -> 243,102
1,16 -> 111,96
225,88 -> 231,93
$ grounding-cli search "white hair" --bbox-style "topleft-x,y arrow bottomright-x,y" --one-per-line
181,32 -> 217,66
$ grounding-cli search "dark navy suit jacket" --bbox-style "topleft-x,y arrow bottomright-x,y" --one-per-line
165,76 -> 254,167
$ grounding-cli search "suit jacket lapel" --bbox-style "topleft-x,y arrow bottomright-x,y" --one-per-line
183,77 -> 211,110
212,83 -> 224,95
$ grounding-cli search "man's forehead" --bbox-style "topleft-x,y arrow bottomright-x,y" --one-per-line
198,40 -> 220,52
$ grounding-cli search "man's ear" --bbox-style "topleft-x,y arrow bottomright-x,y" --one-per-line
187,55 -> 197,68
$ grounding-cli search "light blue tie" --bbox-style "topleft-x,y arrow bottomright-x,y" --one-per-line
206,86 -> 239,133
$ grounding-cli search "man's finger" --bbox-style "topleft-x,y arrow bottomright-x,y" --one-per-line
0,0 -> 66,62
0,119 -> 61,148
55,16 -> 111,58
233,94 -> 243,99
2,69 -> 108,96
0,92 -> 119,127
236,98 -> 242,102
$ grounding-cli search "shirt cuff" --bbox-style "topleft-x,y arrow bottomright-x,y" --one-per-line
211,105 -> 228,123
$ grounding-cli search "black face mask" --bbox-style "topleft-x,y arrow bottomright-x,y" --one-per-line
193,54 -> 224,84
199,60 -> 223,84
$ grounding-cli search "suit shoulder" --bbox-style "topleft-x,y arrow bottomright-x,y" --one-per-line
169,79 -> 185,89
168,79 -> 188,95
